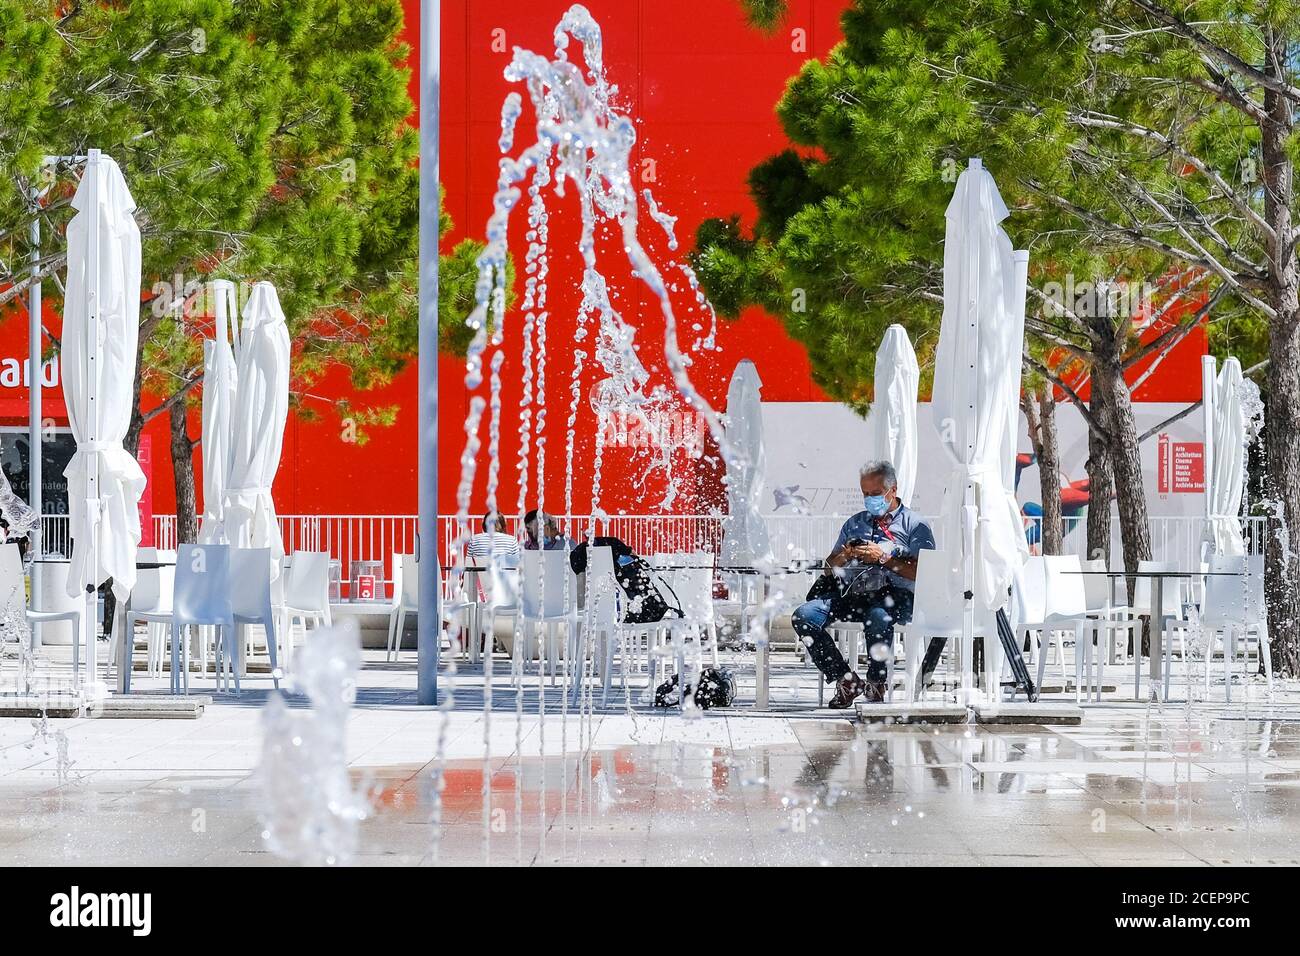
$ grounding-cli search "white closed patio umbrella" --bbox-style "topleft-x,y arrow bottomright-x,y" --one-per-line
866,324 -> 920,505
720,359 -> 773,566
223,282 -> 290,572
1203,355 -> 1248,556
931,158 -> 1030,701
62,150 -> 146,693
198,281 -> 240,544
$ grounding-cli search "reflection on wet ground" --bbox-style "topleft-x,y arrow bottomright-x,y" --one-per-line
5,684 -> 1300,865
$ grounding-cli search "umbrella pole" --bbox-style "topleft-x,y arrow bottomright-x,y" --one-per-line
416,0 -> 441,705
81,149 -> 105,701
962,495 -> 977,706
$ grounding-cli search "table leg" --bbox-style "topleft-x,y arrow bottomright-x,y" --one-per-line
116,600 -> 131,695
755,638 -> 769,710
1149,577 -> 1163,700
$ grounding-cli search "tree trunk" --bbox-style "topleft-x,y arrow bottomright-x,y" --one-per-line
169,401 -> 199,546
1085,377 -> 1114,566
1260,50 -> 1300,677
123,339 -> 147,458
1093,358 -> 1153,582
1024,388 -> 1064,555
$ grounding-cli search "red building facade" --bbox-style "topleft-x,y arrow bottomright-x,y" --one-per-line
0,0 -> 1205,523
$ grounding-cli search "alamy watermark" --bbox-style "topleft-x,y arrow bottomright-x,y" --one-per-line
1038,275 -> 1155,322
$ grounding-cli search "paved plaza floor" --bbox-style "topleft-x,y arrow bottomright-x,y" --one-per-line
2,648 -> 1298,866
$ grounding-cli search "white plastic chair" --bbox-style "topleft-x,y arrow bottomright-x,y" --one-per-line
1198,554 -> 1272,701
386,554 -> 419,661
1017,555 -> 1088,696
658,563 -> 720,706
475,562 -> 519,664
515,549 -> 578,686
1077,557 -> 1129,665
1,544 -> 84,680
280,551 -> 333,667
229,547 -> 280,692
127,544 -> 235,695
111,547 -> 174,681
893,550 -> 1001,703
581,546 -> 623,706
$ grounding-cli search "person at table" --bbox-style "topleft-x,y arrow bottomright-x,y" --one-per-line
465,511 -> 521,569
523,509 -> 576,551
792,460 -> 938,708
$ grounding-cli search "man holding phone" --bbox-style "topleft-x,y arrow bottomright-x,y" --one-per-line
792,460 -> 937,708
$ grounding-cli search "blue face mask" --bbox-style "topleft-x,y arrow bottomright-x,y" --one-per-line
863,494 -> 889,517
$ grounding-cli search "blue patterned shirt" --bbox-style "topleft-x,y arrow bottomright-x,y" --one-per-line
831,504 -> 935,595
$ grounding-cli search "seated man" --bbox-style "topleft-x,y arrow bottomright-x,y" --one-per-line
523,509 -> 577,551
792,460 -> 939,708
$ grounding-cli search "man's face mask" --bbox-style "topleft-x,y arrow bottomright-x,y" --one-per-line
863,494 -> 889,517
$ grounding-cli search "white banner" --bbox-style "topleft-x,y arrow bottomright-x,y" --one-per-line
760,400 -> 1207,524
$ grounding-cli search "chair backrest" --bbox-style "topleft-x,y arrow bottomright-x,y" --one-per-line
400,554 -> 419,607
1042,554 -> 1086,619
664,566 -> 714,625
910,550 -> 965,632
481,564 -> 520,610
1247,554 -> 1266,623
173,544 -> 234,626
1080,558 -> 1110,611
582,546 -> 620,628
270,556 -> 288,605
284,550 -> 331,613
1201,554 -> 1261,627
132,547 -> 175,614
229,548 -> 274,619
1134,560 -> 1182,616
521,549 -> 574,619
1011,556 -> 1047,624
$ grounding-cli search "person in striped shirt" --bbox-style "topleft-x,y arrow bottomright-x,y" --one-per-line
465,512 -> 521,568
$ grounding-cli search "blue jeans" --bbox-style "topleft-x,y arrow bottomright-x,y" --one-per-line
792,585 -> 931,684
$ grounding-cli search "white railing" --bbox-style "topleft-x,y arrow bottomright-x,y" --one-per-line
36,511 -> 1267,592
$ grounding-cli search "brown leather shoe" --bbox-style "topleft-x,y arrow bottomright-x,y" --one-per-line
827,673 -> 865,709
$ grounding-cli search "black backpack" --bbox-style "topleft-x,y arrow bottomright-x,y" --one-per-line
569,537 -> 680,624
654,668 -> 737,709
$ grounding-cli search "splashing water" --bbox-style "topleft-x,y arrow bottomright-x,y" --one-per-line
455,2 -> 747,535
435,2 -> 771,857
257,621 -> 371,866
0,467 -> 39,563
0,468 -> 39,661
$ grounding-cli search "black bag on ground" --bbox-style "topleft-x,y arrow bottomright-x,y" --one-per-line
653,667 -> 737,709
569,537 -> 679,624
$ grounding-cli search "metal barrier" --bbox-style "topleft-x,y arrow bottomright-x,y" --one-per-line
37,511 -> 1268,591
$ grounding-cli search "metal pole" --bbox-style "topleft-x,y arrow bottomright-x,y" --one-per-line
83,149 -> 104,699
417,0 -> 441,705
28,181 -> 44,644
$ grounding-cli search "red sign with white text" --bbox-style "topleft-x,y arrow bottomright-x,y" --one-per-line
1157,434 -> 1204,494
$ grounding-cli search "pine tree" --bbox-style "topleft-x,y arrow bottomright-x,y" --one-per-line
698,0 -> 1300,670
0,1 -> 486,543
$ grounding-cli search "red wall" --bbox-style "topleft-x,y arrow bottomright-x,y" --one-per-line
0,0 -> 1207,519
